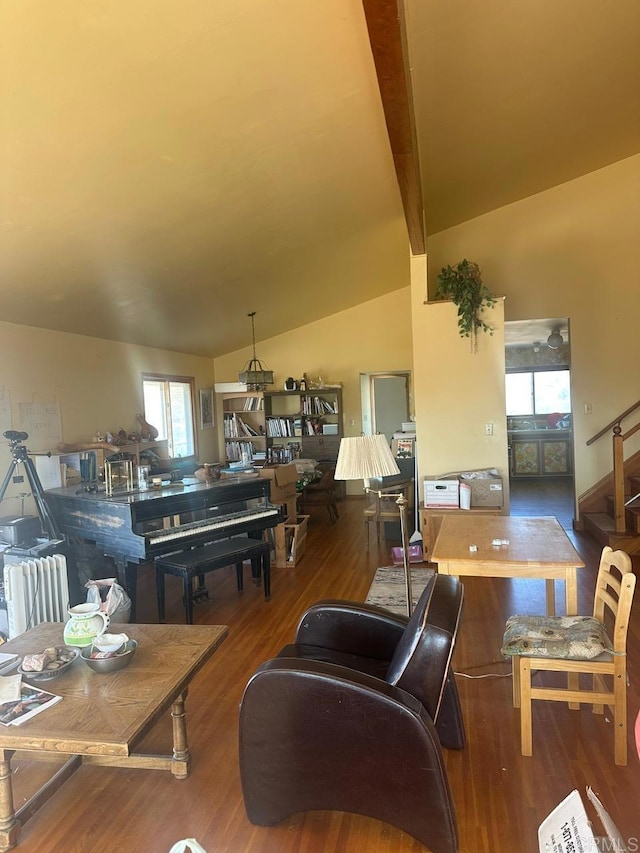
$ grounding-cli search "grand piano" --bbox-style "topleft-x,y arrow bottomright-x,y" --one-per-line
44,475 -> 286,619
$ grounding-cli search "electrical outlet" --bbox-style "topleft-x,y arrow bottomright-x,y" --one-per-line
485,422 -> 493,436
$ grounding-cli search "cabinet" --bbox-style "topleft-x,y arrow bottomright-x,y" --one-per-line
509,431 -> 572,477
265,389 -> 343,464
221,392 -> 267,464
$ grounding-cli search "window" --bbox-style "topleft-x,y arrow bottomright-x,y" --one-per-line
505,369 -> 571,416
142,374 -> 196,457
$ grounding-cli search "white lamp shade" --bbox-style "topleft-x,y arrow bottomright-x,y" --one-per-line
334,435 -> 400,481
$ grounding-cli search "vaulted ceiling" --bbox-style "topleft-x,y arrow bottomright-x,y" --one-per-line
2,1 -> 639,358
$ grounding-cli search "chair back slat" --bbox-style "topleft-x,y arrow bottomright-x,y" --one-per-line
592,546 -> 632,624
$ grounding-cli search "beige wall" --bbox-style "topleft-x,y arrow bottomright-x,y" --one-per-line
213,288 -> 414,493
3,154 -> 637,525
0,321 -> 216,517
410,253 -> 509,507
426,154 -> 640,499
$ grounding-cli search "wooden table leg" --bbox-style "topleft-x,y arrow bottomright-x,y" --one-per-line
170,690 -> 190,779
0,752 -> 20,852
565,567 -> 578,616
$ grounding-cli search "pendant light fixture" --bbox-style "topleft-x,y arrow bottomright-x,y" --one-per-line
238,311 -> 274,390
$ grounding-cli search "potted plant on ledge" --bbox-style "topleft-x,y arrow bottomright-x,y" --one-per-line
435,259 -> 497,352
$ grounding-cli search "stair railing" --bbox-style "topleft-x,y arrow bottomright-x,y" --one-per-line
586,398 -> 640,533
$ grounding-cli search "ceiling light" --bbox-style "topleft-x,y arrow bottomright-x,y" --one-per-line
238,311 -> 274,390
547,331 -> 564,349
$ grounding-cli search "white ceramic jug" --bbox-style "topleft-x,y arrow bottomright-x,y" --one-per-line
63,602 -> 110,647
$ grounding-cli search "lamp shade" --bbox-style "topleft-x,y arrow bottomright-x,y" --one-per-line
334,435 -> 400,481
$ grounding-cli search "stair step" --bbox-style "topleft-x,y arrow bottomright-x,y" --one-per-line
581,512 -> 640,554
603,496 -> 640,533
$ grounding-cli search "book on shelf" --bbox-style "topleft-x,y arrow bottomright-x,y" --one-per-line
242,396 -> 264,411
0,682 -> 62,727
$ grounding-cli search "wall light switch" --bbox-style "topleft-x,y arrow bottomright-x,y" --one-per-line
485,422 -> 493,436
584,403 -> 592,414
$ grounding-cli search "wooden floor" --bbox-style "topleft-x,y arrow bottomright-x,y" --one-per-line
10,486 -> 640,852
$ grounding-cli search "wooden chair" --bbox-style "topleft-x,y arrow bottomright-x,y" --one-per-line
299,466 -> 340,523
363,478 -> 413,547
501,546 -> 635,765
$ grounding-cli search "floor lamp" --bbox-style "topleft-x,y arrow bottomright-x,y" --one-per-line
334,434 -> 413,616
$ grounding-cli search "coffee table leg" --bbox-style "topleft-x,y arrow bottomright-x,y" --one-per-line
170,690 -> 191,779
0,753 -> 20,851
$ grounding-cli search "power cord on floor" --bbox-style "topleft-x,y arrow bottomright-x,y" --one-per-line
454,659 -> 513,679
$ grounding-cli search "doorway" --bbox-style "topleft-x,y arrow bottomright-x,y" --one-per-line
504,318 -> 575,526
361,372 -> 411,443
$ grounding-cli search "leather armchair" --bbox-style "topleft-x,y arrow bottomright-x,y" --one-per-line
239,574 -> 464,853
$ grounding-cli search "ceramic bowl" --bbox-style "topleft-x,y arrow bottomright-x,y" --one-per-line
80,639 -> 138,673
18,647 -> 79,681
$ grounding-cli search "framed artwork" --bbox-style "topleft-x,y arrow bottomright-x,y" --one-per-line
199,388 -> 214,430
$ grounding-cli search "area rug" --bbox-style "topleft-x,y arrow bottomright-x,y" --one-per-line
365,566 -> 435,615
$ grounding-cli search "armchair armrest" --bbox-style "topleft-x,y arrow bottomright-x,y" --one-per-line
294,600 -> 408,660
239,657 -> 458,853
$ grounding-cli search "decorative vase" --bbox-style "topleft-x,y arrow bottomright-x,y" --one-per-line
136,413 -> 159,441
63,602 -> 110,647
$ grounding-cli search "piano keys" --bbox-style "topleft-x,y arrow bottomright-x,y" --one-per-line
44,475 -> 286,619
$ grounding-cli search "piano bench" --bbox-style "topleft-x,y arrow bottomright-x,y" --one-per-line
155,538 -> 271,624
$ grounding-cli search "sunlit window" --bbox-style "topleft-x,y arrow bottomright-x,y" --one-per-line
505,370 -> 571,416
142,374 -> 195,458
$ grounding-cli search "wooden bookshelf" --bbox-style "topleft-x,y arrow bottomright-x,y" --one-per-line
221,391 -> 267,464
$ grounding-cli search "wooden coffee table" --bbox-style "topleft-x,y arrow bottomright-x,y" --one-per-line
0,622 -> 228,851
430,515 -> 585,616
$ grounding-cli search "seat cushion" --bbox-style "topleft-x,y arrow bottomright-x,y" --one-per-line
501,615 -> 615,660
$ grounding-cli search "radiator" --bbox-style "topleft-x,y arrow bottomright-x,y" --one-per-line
2,554 -> 70,639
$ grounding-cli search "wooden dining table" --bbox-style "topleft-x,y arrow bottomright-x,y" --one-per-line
430,515 -> 585,616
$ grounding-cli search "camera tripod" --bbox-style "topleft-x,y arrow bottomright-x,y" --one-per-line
0,430 -> 62,542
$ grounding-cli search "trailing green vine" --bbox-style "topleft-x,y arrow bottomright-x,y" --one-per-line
435,259 -> 497,352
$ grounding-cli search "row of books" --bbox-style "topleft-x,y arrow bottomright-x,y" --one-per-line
225,441 -> 256,462
300,396 -> 338,416
267,444 -> 300,464
224,413 -> 263,438
240,396 -> 264,412
266,415 -> 337,437
266,417 -> 302,437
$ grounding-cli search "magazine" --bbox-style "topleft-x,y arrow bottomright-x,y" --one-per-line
0,683 -> 62,727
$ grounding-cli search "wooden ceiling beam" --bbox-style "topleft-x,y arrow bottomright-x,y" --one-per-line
362,0 -> 425,255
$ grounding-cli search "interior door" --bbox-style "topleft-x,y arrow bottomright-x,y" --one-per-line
370,374 -> 410,444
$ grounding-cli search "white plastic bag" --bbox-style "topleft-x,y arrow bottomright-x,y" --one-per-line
85,578 -> 131,623
168,840 -> 207,853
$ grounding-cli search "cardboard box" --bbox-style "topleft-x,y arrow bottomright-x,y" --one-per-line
538,788 -> 623,852
464,476 -> 503,507
424,479 -> 459,507
258,463 -> 298,503
439,468 -> 504,508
